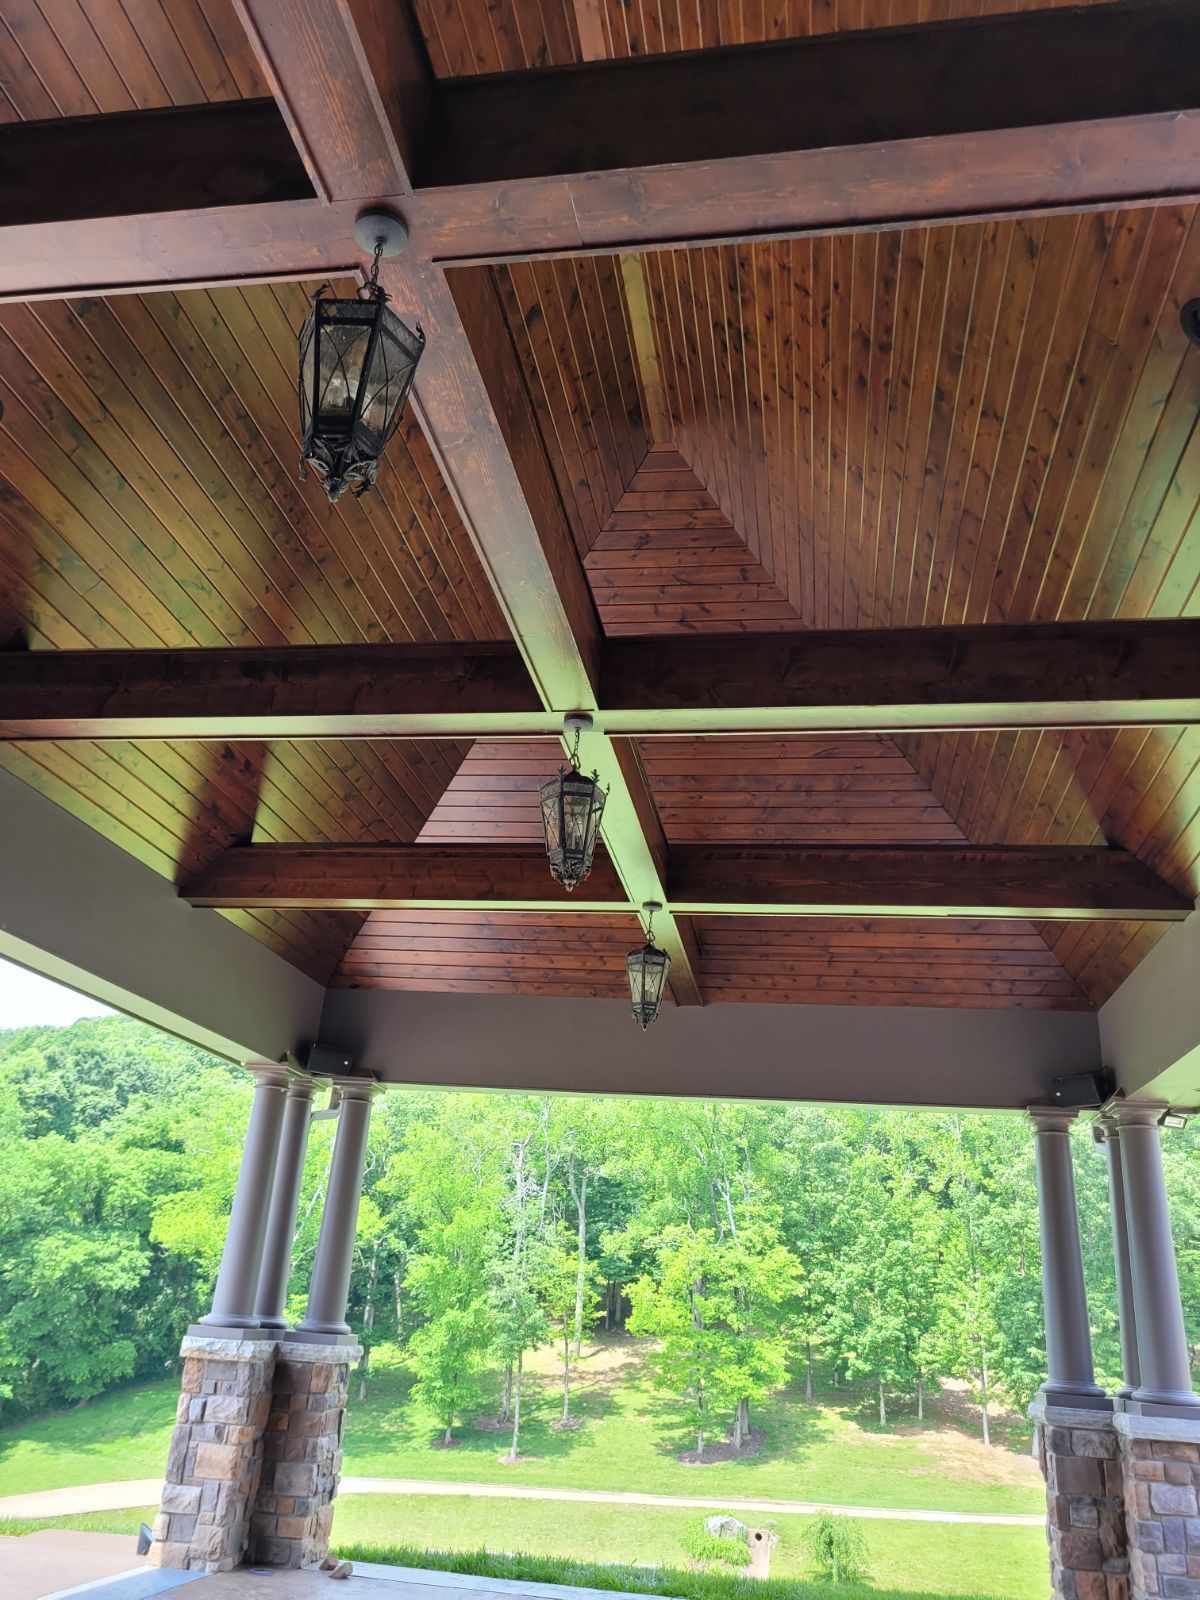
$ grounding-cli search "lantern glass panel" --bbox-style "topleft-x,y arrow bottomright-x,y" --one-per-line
626,941 -> 671,1030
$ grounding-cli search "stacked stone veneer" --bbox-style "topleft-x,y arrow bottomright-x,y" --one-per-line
1032,1400 -> 1130,1600
253,1342 -> 357,1568
1116,1414 -> 1200,1599
149,1334 -> 359,1574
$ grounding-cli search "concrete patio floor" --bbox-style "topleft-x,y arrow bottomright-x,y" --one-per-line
33,1552 -> 663,1600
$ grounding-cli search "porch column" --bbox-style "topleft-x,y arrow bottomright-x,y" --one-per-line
1029,1106 -> 1108,1408
254,1073 -> 315,1332
1099,1117 -> 1141,1400
1108,1101 -> 1200,1416
292,1078 -> 378,1340
198,1061 -> 291,1332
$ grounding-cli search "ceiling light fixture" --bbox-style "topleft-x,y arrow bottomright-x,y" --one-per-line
627,902 -> 671,1031
539,713 -> 607,892
298,208 -> 425,502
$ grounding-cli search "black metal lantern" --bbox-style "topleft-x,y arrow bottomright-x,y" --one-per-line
540,713 -> 607,891
627,903 -> 671,1031
299,210 -> 425,502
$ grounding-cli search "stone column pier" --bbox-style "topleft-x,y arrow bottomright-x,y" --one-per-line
151,1067 -> 376,1574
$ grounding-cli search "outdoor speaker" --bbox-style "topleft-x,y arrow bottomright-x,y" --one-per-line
1051,1067 -> 1114,1109
306,1042 -> 355,1077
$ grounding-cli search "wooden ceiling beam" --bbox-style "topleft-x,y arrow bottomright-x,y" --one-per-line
6,620 -> 1196,740
0,100 -> 313,230
600,620 -> 1200,735
0,643 -> 542,740
183,842 -> 1192,921
4,1 -> 1200,300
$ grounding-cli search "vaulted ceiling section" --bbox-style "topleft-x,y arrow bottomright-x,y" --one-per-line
0,0 -> 1196,1013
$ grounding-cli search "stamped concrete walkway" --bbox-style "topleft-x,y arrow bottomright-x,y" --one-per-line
0,1475 -> 1043,1528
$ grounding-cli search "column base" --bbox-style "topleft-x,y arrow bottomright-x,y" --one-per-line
1039,1381 -> 1114,1412
1114,1412 -> 1200,1599
1030,1399 -> 1128,1600
1124,1390 -> 1200,1421
187,1323 -> 275,1341
287,1326 -> 358,1346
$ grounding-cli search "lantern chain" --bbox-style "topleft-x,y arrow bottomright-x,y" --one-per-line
644,905 -> 657,945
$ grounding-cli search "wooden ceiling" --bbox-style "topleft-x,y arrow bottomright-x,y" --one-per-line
410,0 -> 1120,74
0,1 -> 265,119
0,0 -> 1196,1014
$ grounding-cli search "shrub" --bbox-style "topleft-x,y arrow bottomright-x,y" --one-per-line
801,1513 -> 869,1583
684,1517 -> 750,1569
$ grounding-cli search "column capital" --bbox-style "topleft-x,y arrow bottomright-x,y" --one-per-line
243,1059 -> 292,1091
332,1075 -> 380,1104
1028,1104 -> 1080,1133
284,1071 -> 316,1099
1106,1099 -> 1169,1129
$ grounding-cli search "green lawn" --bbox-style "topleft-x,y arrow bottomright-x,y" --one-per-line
0,1496 -> 1047,1600
332,1495 -> 1047,1600
0,1337 -> 1043,1518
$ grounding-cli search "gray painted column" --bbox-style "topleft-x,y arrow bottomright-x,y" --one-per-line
293,1078 -> 378,1340
1110,1101 -> 1200,1415
1099,1118 -> 1140,1400
253,1074 -> 316,1331
1028,1106 -> 1109,1409
199,1061 -> 291,1332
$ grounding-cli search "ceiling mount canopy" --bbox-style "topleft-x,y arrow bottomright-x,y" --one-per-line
298,208 -> 425,503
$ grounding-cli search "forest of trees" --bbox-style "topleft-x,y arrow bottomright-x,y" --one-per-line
2,1015 -> 1199,1452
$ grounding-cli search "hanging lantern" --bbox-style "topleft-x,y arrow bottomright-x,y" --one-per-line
540,713 -> 607,891
298,209 -> 425,502
627,903 -> 671,1031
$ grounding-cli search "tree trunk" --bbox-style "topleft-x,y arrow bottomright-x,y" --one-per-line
572,1171 -> 588,1358
979,1346 -> 991,1448
879,1378 -> 887,1427
917,1374 -> 924,1423
357,1239 -> 378,1402
805,1344 -> 814,1402
732,1403 -> 743,1451
499,1359 -> 512,1423
508,1351 -> 523,1460
443,1421 -> 453,1446
393,1267 -> 404,1339
562,1334 -> 571,1423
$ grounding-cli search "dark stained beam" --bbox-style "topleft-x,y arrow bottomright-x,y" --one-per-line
185,843 -> 630,911
183,843 -> 1192,922
0,644 -> 543,740
5,619 -> 1197,740
601,620 -> 1200,735
668,846 -> 1192,922
425,1 -> 1200,190
0,100 -> 313,228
